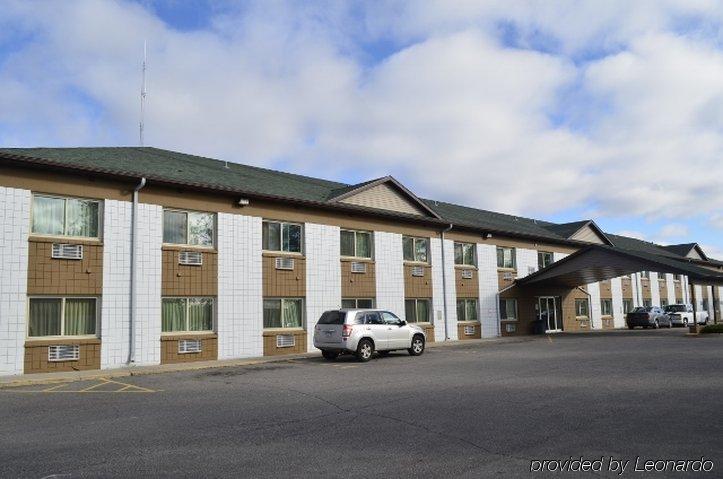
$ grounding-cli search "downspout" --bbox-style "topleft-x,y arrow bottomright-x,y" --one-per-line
129,177 -> 147,364
577,286 -> 594,330
440,224 -> 453,340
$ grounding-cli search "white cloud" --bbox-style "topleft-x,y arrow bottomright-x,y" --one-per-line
657,223 -> 690,240
616,230 -> 646,241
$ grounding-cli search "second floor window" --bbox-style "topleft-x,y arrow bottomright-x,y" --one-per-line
640,271 -> 650,279
496,246 -> 516,269
575,298 -> 589,317
623,299 -> 633,313
601,298 -> 613,316
454,242 -> 476,266
538,251 -> 553,269
163,209 -> 215,246
340,230 -> 372,259
263,220 -> 302,253
403,236 -> 428,263
32,194 -> 100,238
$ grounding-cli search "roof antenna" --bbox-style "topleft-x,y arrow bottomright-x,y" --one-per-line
139,40 -> 147,147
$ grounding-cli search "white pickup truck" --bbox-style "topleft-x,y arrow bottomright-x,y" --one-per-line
664,304 -> 709,326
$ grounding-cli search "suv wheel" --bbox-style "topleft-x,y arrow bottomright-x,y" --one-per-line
321,350 -> 339,361
408,335 -> 425,356
356,339 -> 374,362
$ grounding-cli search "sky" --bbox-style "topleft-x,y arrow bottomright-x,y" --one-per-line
0,0 -> 722,258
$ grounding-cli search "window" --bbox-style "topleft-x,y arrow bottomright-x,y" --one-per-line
358,311 -> 383,325
676,298 -> 683,305
661,299 -> 669,307
674,274 -> 682,281
263,220 -> 302,253
623,299 -> 633,314
31,195 -> 100,238
601,298 -> 613,316
381,311 -> 404,326
643,299 -> 652,307
456,298 -> 478,322
263,298 -> 303,328
403,236 -> 428,263
341,298 -> 375,309
499,298 -> 517,320
702,299 -> 709,311
163,209 -> 215,246
496,246 -> 516,269
405,298 -> 430,323
640,271 -> 650,279
658,273 -> 666,282
538,251 -> 554,270
454,242 -> 477,267
162,297 -> 214,333
340,230 -> 373,259
575,298 -> 589,317
28,297 -> 97,337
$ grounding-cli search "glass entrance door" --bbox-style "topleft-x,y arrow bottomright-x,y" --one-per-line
538,296 -> 561,332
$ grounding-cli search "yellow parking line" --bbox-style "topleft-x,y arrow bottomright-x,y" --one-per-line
42,382 -> 71,392
98,377 -> 157,393
78,380 -> 111,392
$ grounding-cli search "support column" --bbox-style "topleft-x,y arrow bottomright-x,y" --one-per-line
305,223 -> 341,352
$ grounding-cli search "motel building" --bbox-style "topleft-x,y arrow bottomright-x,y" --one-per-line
0,147 -> 722,376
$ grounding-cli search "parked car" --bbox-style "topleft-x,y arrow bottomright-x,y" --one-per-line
313,309 -> 426,362
664,304 -> 709,326
627,306 -> 671,329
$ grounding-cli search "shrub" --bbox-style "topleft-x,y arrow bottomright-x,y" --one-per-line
700,324 -> 723,334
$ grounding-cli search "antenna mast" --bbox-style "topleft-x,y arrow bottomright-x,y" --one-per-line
139,41 -> 147,146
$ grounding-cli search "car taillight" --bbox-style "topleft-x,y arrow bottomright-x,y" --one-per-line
342,324 -> 354,337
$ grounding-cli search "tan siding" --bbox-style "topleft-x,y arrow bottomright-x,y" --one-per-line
24,338 -> 100,373
341,259 -> 376,298
403,264 -> 432,298
455,267 -> 479,298
570,225 -> 607,244
161,335 -> 218,364
262,255 -> 306,297
263,330 -> 307,356
340,183 -> 426,216
161,247 -> 218,296
27,237 -> 103,295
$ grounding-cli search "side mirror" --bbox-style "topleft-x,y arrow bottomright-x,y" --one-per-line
399,320 -> 406,327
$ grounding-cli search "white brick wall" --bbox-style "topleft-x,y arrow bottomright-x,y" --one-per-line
650,272 -> 661,306
374,231 -> 404,319
305,223 -> 341,351
706,285 -> 714,319
587,282 -> 602,329
681,276 -> 690,304
430,238 -> 446,341
694,285 -> 704,313
132,203 -> 162,366
631,273 -> 642,307
0,187 -> 30,376
515,248 -> 538,279
477,243 -> 499,338
100,200 -> 132,369
217,213 -> 263,359
611,277 -> 625,328
441,239 -> 458,340
665,274 -> 676,305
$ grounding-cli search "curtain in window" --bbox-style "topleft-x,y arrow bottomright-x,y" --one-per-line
454,243 -> 463,265
340,231 -> 355,257
189,212 -> 214,246
496,248 -> 504,267
262,222 -> 281,251
281,299 -> 302,328
466,300 -> 478,321
64,298 -> 96,335
341,299 -> 356,309
188,298 -> 213,331
28,298 -> 62,336
415,239 -> 428,262
283,224 -> 302,253
402,237 -> 414,261
456,300 -> 465,321
162,298 -> 186,332
405,300 -> 416,322
463,244 -> 475,266
263,299 -> 281,328
356,299 -> 373,309
356,232 -> 371,258
416,300 -> 430,323
66,199 -> 98,237
163,211 -> 187,244
32,196 -> 64,235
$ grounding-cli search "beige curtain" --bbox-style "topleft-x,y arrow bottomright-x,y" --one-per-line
29,298 -> 62,336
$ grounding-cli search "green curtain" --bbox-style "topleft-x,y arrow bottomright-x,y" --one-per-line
65,199 -> 98,238
188,298 -> 213,331
32,196 -> 64,236
281,299 -> 302,328
356,232 -> 371,258
188,212 -> 214,246
415,239 -> 428,262
454,243 -> 463,265
416,300 -> 430,323
496,247 -> 504,267
340,230 -> 355,257
341,299 -> 356,309
405,300 -> 416,322
463,244 -> 475,266
163,211 -> 187,244
162,298 -> 186,332
356,298 -> 373,309
64,298 -> 96,335
466,300 -> 478,322
403,237 -> 414,261
262,221 -> 280,251
456,300 -> 465,321
28,298 -> 62,336
263,299 -> 281,328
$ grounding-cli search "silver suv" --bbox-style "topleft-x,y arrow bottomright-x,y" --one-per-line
313,309 -> 426,362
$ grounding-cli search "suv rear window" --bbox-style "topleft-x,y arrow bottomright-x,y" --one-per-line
665,305 -> 686,312
318,311 -> 346,325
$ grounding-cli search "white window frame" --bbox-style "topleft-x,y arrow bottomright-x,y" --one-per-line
575,298 -> 590,318
262,297 -> 305,329
161,297 -> 215,334
262,220 -> 304,254
30,194 -> 102,240
163,208 -> 216,248
340,229 -> 374,260
499,298 -> 518,321
623,298 -> 633,314
456,298 -> 479,322
405,298 -> 431,323
454,242 -> 477,267
403,236 -> 429,263
600,298 -> 613,316
26,296 -> 99,339
341,298 -> 375,309
496,246 -> 516,269
538,251 -> 553,269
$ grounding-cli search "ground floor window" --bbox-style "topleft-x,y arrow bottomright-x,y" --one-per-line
28,297 -> 98,337
341,298 -> 375,309
676,297 -> 683,304
499,298 -> 517,320
162,297 -> 214,333
643,299 -> 652,308
623,299 -> 633,314
702,299 -> 709,311
405,298 -> 431,323
575,298 -> 589,318
456,298 -> 478,322
661,299 -> 669,307
263,298 -> 303,329
600,298 -> 613,316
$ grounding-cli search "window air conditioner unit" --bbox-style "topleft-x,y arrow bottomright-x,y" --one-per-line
178,339 -> 202,354
48,344 -> 80,362
275,257 -> 295,270
411,266 -> 425,277
463,325 -> 476,336
179,251 -> 203,266
350,262 -> 367,274
51,244 -> 83,260
461,269 -> 473,280
276,334 -> 295,348
503,272 -> 514,280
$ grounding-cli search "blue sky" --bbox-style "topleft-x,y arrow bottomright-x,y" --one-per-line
1,0 -> 722,257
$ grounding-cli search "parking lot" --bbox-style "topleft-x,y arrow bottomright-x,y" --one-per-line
1,329 -> 721,478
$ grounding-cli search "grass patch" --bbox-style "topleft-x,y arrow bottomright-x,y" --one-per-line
700,324 -> 723,334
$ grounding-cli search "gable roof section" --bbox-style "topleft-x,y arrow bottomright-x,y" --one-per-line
662,243 -> 708,261
543,220 -> 613,246
327,176 -> 442,219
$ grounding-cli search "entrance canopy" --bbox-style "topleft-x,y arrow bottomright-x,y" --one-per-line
517,244 -> 723,289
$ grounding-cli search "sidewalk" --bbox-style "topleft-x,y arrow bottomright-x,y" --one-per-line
0,335 -> 525,388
